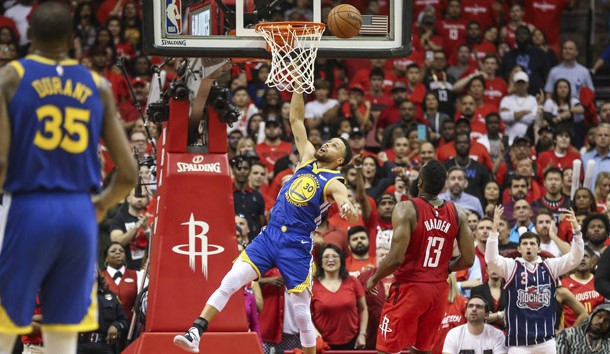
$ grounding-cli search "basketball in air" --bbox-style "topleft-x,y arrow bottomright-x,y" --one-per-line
327,4 -> 362,39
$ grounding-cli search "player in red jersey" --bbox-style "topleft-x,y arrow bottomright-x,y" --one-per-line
366,160 -> 475,354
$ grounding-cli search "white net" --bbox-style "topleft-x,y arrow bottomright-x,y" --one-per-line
256,22 -> 325,94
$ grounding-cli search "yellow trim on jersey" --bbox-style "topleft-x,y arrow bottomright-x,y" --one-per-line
26,54 -> 79,66
41,281 -> 99,333
91,71 -> 101,87
323,176 -> 343,203
287,261 -> 314,294
240,252 -> 262,279
296,159 -> 315,172
0,301 -> 33,334
312,162 -> 341,174
8,61 -> 24,78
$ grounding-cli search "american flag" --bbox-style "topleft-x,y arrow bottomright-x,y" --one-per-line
359,15 -> 389,35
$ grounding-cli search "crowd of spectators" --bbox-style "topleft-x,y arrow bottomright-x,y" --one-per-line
5,0 -> 610,353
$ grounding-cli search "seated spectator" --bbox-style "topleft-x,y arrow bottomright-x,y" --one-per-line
582,213 -> 610,262
533,168 -> 572,223
102,242 -> 140,322
304,79 -> 338,131
345,226 -> 375,277
556,304 -> 610,353
508,199 -> 535,243
431,274 -> 468,354
443,133 -> 492,201
533,209 -> 571,257
500,3 -> 535,49
543,79 -> 585,134
497,136 -> 536,189
255,117 -> 292,175
467,210 -> 481,234
423,50 -> 457,117
436,117 -> 494,171
482,180 -> 501,217
499,72 -> 540,144
311,245 -> 368,350
471,268 -> 508,331
501,157 -> 542,204
438,166 -> 484,218
447,44 -> 475,81
109,186 -> 151,269
364,193 -> 396,258
442,296 -> 507,354
594,171 -> 610,208
537,127 -> 581,176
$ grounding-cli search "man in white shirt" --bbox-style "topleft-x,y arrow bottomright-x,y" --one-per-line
443,296 -> 507,354
304,79 -> 338,129
499,72 -> 538,144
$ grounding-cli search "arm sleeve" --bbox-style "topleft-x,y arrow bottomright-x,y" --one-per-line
519,98 -> 538,125
546,232 -> 584,277
544,68 -> 555,93
485,231 -> 516,279
595,246 -> 610,298
499,98 -> 515,124
543,99 -> 556,114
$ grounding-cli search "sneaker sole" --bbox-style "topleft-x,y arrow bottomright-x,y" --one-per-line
173,335 -> 200,353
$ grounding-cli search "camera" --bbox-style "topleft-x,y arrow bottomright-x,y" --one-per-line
208,83 -> 240,127
168,80 -> 190,101
147,101 -> 169,123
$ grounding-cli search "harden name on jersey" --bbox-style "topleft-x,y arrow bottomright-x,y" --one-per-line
424,218 -> 452,234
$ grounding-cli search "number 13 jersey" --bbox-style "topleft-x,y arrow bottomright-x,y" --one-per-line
394,198 -> 459,283
4,55 -> 104,194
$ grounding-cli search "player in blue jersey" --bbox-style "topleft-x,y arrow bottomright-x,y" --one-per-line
174,91 -> 358,353
486,205 -> 584,354
0,3 -> 137,354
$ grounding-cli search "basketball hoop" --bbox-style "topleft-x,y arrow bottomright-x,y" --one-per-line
255,21 -> 325,94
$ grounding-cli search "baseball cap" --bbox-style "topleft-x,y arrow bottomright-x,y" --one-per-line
513,71 -> 529,83
421,15 -> 436,25
349,83 -> 365,93
350,127 -> 365,139
131,77 -> 146,87
391,81 -> 407,92
265,116 -> 281,127
513,136 -> 531,146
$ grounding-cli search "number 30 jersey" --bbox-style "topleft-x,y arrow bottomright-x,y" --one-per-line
394,198 -> 459,283
4,55 -> 104,194
269,159 -> 344,234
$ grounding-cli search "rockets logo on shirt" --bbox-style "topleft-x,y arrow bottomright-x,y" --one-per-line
516,285 -> 552,310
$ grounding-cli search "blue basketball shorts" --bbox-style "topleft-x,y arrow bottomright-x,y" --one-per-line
0,192 -> 98,334
240,224 -> 314,293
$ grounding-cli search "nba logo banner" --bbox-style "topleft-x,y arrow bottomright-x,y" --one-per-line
166,0 -> 182,34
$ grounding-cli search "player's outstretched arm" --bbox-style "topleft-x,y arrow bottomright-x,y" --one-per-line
93,77 -> 138,221
0,64 -> 19,191
366,201 -> 413,293
449,206 -> 475,273
327,179 -> 358,224
289,92 -> 316,164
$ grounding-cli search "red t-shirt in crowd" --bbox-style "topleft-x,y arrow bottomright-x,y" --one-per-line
524,0 -> 571,49
394,198 -> 459,283
255,141 -> 292,173
461,0 -> 496,30
436,140 -> 494,172
484,77 -> 509,108
431,295 -> 468,354
346,256 -> 376,277
472,41 -> 497,61
311,276 -> 365,345
413,0 -> 446,18
537,150 -> 582,174
437,18 -> 469,65
561,275 -> 605,328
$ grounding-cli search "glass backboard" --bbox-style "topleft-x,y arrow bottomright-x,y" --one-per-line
143,0 -> 412,59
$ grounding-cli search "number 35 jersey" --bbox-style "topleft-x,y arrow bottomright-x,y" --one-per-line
270,159 -> 344,234
394,198 -> 459,283
4,55 -> 104,194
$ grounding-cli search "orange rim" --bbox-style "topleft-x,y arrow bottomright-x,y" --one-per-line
255,21 -> 325,51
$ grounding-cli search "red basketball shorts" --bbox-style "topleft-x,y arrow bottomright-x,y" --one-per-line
376,281 -> 449,353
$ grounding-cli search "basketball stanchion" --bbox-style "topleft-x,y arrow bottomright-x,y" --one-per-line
255,21 -> 325,94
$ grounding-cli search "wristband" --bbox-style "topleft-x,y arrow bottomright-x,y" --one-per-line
354,164 -> 363,169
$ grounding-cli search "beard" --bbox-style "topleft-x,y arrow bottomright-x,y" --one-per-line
351,243 -> 369,256
314,150 -> 334,163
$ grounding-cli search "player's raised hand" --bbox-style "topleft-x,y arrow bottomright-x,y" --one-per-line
492,205 -> 504,232
565,208 -> 581,233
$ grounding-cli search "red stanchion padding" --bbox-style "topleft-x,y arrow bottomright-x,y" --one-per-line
146,153 -> 247,332
207,107 -> 228,154
166,99 -> 189,153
